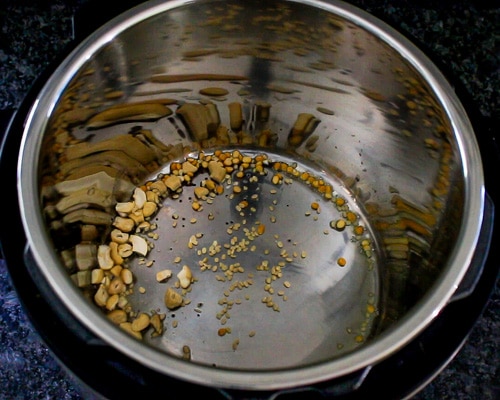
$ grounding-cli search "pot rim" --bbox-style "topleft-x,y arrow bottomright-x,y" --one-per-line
17,0 -> 485,390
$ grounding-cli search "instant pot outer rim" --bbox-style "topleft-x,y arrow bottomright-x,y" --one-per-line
16,0 -> 486,391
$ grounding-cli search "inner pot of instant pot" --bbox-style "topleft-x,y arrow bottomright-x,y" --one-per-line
18,0 -> 485,390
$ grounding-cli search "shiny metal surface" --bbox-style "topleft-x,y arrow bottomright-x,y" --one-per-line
17,0 -> 484,390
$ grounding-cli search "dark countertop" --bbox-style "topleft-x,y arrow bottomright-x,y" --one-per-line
0,1 -> 498,399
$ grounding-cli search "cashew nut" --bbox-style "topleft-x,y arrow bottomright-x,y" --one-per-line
129,234 -> 148,256
133,187 -> 147,209
91,268 -> 105,285
119,322 -> 142,340
110,229 -> 129,244
97,244 -> 114,270
164,287 -> 183,310
109,241 -> 124,265
131,313 -> 151,332
115,201 -> 135,215
117,243 -> 133,258
94,285 -> 109,307
107,309 -> 128,325
113,216 -> 135,232
142,201 -> 157,218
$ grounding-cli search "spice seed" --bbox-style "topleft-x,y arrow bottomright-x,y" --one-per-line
337,257 -> 347,267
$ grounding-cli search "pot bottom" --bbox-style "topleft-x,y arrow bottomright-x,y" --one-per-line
122,148 -> 380,370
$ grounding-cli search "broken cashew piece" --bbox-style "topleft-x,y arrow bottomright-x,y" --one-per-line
177,265 -> 193,289
164,287 -> 183,310
97,244 -> 114,270
133,187 -> 147,209
129,234 -> 148,256
156,269 -> 173,283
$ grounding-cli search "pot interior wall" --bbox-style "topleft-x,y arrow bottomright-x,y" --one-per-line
35,0 -> 463,371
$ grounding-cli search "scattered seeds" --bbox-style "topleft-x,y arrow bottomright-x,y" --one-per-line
72,144 -> 376,349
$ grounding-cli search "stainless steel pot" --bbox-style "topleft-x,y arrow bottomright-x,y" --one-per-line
17,0 -> 488,391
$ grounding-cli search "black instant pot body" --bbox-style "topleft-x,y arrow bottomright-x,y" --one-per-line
0,1 -> 499,399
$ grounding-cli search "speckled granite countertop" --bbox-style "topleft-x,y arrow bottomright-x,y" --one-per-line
0,1 -> 498,399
